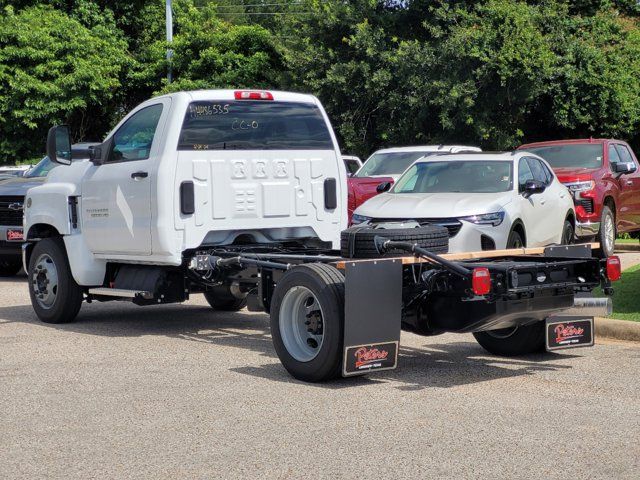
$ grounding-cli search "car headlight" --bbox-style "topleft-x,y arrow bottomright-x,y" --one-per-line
563,180 -> 595,196
460,211 -> 505,227
351,213 -> 372,225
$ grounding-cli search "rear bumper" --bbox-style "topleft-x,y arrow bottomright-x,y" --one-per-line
575,220 -> 600,237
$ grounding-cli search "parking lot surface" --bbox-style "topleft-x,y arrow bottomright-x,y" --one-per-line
1,275 -> 639,479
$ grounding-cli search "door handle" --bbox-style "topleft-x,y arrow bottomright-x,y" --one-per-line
626,180 -> 633,186
131,171 -> 148,179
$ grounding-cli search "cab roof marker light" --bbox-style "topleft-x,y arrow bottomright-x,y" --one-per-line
472,267 -> 491,296
234,90 -> 274,101
606,256 -> 621,282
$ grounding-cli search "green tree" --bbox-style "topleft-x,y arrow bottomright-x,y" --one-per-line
0,4 -> 130,160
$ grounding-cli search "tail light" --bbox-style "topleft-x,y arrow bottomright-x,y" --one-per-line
606,256 -> 621,281
472,267 -> 491,296
234,90 -> 274,100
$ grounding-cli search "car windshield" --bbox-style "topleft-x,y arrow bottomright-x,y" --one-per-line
523,144 -> 603,169
393,160 -> 513,194
25,157 -> 56,178
355,151 -> 435,177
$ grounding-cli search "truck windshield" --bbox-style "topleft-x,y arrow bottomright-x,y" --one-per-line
25,157 -> 56,178
355,151 -> 434,178
393,161 -> 513,194
523,144 -> 603,169
178,101 -> 334,150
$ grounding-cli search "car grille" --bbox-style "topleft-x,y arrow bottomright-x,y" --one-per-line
0,196 -> 25,226
372,217 -> 463,237
577,199 -> 594,214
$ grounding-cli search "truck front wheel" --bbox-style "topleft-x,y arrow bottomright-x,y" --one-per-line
28,238 -> 83,324
270,264 -> 345,382
473,321 -> 545,356
599,205 -> 615,257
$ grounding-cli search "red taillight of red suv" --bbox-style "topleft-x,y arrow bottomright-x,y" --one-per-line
606,256 -> 621,281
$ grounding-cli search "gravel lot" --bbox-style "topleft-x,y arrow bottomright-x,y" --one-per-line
1,274 -> 639,480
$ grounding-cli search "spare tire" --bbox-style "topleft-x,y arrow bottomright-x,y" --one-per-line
341,224 -> 449,259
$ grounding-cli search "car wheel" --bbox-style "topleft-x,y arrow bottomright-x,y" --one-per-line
28,237 -> 83,324
0,257 -> 22,277
473,321 -> 545,356
270,263 -> 345,382
203,286 -> 247,311
561,220 -> 575,245
506,229 -> 524,249
599,206 -> 615,257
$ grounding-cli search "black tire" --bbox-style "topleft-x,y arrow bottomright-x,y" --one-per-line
28,237 -> 83,324
341,224 -> 449,259
473,321 -> 545,356
270,263 -> 345,382
599,205 -> 615,257
506,229 -> 524,248
203,286 -> 247,311
0,257 -> 22,277
561,220 -> 575,245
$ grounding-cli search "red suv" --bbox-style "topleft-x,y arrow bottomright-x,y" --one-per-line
518,139 -> 640,256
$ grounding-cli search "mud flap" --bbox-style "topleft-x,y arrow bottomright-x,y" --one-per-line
342,259 -> 403,376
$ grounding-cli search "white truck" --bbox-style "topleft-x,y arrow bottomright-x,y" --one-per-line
24,89 -> 618,383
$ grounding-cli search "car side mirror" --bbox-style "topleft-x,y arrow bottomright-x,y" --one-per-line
46,125 -> 72,165
614,162 -> 637,175
376,181 -> 392,193
523,179 -> 546,198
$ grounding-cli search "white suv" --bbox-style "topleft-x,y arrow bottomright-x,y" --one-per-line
353,151 -> 575,252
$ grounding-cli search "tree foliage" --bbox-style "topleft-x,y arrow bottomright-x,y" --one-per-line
2,0 -> 640,161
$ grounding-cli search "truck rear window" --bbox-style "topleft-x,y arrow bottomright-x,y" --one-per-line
178,101 -> 334,151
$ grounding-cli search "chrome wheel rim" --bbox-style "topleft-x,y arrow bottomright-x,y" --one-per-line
31,254 -> 59,310
603,213 -> 615,254
279,286 -> 324,362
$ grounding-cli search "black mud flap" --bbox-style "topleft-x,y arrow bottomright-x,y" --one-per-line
545,316 -> 594,351
343,259 -> 403,376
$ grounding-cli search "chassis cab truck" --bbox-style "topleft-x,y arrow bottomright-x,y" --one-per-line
25,90 -> 618,383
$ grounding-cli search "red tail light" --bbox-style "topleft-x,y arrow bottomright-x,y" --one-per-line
472,267 -> 491,296
234,90 -> 274,100
606,256 -> 621,281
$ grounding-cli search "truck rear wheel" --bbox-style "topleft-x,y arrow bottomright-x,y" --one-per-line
28,238 -> 83,324
203,286 -> 247,311
473,321 -> 545,356
270,263 -> 345,382
0,257 -> 22,277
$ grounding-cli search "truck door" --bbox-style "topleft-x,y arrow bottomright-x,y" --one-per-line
81,101 -> 168,256
612,143 -> 640,230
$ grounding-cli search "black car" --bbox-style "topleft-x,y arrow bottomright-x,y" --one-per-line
0,144 -> 96,276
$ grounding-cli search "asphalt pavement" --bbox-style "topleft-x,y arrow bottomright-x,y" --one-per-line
1,274 -> 639,479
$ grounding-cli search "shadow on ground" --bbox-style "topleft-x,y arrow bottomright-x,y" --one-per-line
0,301 -> 578,391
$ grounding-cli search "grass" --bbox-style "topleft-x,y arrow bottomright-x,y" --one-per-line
616,238 -> 639,245
597,263 -> 640,322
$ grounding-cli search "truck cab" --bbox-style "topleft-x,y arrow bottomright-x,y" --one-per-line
24,90 -> 347,288
518,138 -> 640,256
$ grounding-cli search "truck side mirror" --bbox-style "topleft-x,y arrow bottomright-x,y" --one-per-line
523,180 -> 546,198
376,181 -> 392,193
614,162 -> 637,175
46,125 -> 72,165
